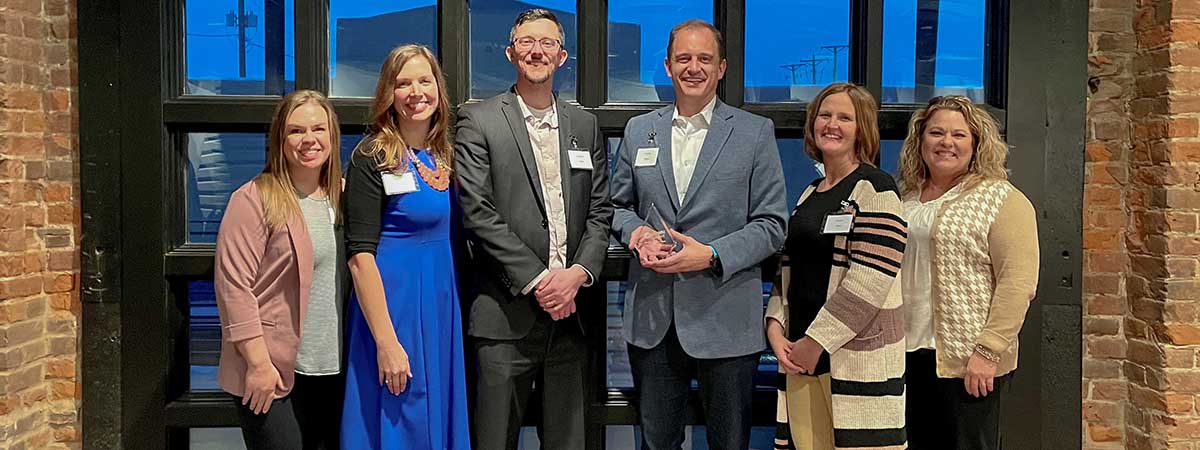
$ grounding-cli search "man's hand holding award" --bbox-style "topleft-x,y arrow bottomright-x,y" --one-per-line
629,203 -> 681,267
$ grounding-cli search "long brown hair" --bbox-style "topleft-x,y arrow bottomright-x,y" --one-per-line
255,89 -> 342,228
803,82 -> 880,165
898,95 -> 1009,196
360,44 -> 453,171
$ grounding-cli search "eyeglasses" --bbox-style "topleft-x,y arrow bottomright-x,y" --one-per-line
512,37 -> 562,51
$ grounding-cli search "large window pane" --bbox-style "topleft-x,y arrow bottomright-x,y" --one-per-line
470,1 -> 577,101
330,1 -> 438,97
187,133 -> 267,243
608,1 -> 714,102
882,0 -> 985,103
189,280 -> 222,392
745,0 -> 850,103
186,133 -> 359,243
185,0 -> 295,95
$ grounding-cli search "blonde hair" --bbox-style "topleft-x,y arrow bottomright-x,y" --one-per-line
360,44 -> 453,171
898,95 -> 1009,196
255,89 -> 342,228
803,82 -> 880,165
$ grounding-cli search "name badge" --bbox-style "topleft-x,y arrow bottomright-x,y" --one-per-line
635,147 -> 659,167
821,212 -> 854,235
381,171 -> 419,195
327,207 -> 336,225
568,150 -> 593,170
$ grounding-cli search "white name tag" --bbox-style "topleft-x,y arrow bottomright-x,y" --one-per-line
821,213 -> 854,234
327,207 -> 336,225
568,150 -> 593,170
381,171 -> 419,195
635,147 -> 659,167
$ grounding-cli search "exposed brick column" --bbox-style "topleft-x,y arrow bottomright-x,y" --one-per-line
1085,0 -> 1136,447
0,0 -> 80,449
1123,1 -> 1200,449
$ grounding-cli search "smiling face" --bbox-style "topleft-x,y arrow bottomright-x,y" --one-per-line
665,26 -> 726,104
506,18 -> 567,85
391,55 -> 440,126
281,102 -> 332,177
812,92 -> 859,163
921,109 -> 975,182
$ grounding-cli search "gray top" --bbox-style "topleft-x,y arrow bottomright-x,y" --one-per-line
295,194 -> 342,375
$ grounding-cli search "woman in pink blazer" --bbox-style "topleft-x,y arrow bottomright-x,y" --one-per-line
214,89 -> 347,450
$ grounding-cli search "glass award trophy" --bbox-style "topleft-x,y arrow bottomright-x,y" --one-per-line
644,202 -> 682,253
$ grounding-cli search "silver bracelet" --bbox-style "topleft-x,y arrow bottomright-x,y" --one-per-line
974,344 -> 1001,364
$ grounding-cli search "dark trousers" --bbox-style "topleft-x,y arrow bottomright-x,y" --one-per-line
906,349 -> 1011,450
628,326 -> 759,450
235,372 -> 344,450
472,315 -> 587,450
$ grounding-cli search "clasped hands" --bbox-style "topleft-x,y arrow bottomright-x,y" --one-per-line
770,333 -> 826,375
629,225 -> 712,273
534,265 -> 588,321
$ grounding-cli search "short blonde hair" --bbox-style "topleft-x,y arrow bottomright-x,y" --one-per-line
897,95 -> 1009,196
803,83 -> 880,165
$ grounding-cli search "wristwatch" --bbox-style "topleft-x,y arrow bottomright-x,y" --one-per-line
708,246 -> 723,277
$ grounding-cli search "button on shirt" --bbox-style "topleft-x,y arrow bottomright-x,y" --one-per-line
516,95 -> 593,295
671,96 -> 717,203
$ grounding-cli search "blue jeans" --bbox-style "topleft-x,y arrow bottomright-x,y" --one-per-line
628,325 -> 759,450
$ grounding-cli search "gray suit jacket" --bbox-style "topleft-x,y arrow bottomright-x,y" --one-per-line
455,89 -> 613,340
610,100 -> 787,359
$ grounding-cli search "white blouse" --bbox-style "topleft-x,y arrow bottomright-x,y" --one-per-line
901,186 -> 959,352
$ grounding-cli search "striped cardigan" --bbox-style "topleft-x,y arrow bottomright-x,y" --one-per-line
767,171 -> 909,450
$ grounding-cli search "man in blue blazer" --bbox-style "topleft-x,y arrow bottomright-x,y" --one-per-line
610,19 -> 788,450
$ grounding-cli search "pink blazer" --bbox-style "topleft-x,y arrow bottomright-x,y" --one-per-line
214,181 -> 314,397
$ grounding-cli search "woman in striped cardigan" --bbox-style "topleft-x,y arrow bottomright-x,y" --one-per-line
766,83 -> 908,450
898,96 -> 1038,450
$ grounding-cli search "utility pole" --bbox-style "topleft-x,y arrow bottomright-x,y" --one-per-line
238,0 -> 246,77
780,63 -> 804,84
820,44 -> 849,81
795,54 -> 829,84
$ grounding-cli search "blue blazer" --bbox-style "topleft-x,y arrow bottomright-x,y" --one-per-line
610,100 -> 788,359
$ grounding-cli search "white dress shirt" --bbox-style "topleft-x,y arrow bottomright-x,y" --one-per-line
515,94 -> 594,295
670,96 -> 717,203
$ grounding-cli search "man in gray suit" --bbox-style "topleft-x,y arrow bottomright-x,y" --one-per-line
455,8 -> 612,450
610,19 -> 787,450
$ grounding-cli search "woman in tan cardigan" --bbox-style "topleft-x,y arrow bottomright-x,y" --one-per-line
897,95 -> 1038,450
766,83 -> 908,450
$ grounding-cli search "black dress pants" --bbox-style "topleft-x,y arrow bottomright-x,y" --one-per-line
906,349 -> 1011,450
235,372 -> 345,450
472,315 -> 588,450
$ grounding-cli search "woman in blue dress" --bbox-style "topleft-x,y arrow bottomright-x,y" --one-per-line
341,44 -> 469,450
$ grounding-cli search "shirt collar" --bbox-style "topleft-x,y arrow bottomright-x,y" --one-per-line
671,95 -> 718,128
516,93 -> 558,128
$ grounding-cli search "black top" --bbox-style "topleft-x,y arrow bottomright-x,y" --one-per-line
343,150 -> 388,257
784,164 -> 875,375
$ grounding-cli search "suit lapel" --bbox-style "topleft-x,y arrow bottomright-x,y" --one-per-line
285,213 -> 312,322
654,108 -> 680,212
500,92 -> 547,218
557,102 -> 572,219
679,101 -> 734,212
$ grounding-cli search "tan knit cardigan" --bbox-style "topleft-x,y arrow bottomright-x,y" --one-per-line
918,178 -> 1039,378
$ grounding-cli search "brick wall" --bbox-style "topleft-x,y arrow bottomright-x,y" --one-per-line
0,0 -> 80,449
1087,0 -> 1200,449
